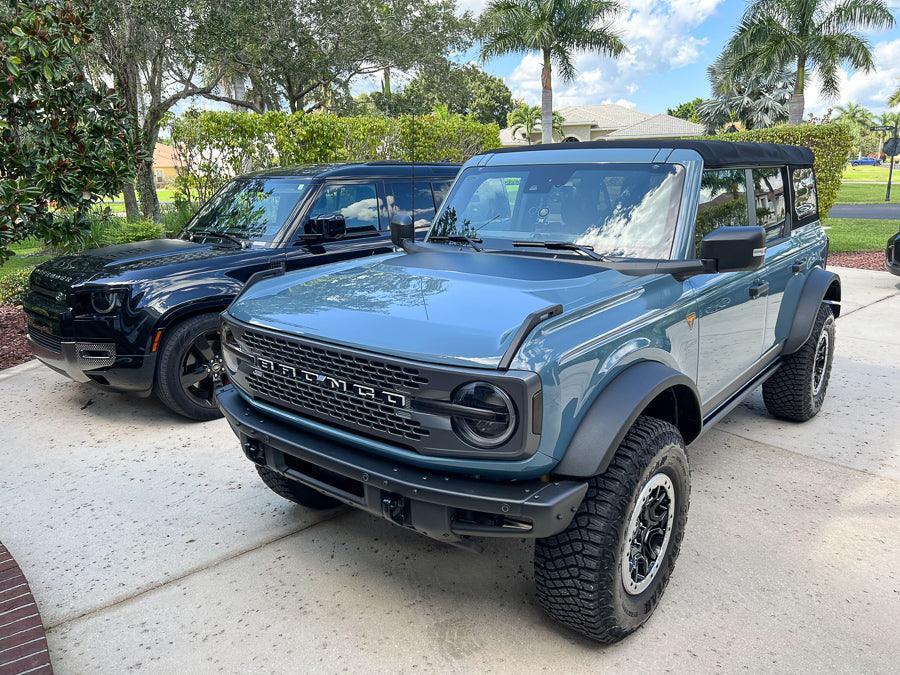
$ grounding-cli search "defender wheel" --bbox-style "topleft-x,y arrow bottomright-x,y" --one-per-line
534,416 -> 690,644
155,313 -> 226,421
763,303 -> 835,422
256,465 -> 341,510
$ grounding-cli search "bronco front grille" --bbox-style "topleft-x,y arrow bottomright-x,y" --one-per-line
239,329 -> 430,442
28,327 -> 62,353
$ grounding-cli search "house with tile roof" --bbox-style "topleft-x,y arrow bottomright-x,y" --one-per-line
499,103 -> 704,146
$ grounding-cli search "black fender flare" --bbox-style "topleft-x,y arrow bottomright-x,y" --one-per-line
554,361 -> 702,478
782,267 -> 841,354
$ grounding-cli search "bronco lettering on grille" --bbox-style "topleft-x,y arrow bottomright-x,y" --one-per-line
254,357 -> 408,408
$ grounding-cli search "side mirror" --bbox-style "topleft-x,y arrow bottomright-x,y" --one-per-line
699,225 -> 765,273
390,214 -> 414,248
303,213 -> 346,241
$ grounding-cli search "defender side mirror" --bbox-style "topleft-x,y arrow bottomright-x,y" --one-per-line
390,214 -> 414,248
303,213 -> 346,241
699,225 -> 765,273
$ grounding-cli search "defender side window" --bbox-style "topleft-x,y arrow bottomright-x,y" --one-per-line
695,169 -> 749,251
791,168 -> 818,225
386,181 -> 437,229
307,183 -> 380,232
752,167 -> 788,241
431,180 -> 453,207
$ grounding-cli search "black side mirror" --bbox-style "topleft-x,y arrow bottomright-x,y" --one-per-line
303,213 -> 346,241
390,214 -> 414,248
699,226 -> 765,272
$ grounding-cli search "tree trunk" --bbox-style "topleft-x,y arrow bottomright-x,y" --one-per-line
541,52 -> 553,144
382,68 -> 392,99
122,184 -> 140,221
788,58 -> 806,125
137,158 -> 160,222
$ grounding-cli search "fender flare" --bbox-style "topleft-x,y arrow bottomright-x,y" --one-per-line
554,361 -> 702,478
782,268 -> 841,355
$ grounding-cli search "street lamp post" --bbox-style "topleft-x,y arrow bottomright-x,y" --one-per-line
872,122 -> 899,202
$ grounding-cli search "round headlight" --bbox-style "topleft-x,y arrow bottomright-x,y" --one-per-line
90,290 -> 122,314
451,381 -> 517,448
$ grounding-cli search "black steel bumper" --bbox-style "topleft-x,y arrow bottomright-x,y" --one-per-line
217,385 -> 587,541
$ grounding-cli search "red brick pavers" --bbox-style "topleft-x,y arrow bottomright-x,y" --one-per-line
0,543 -> 51,675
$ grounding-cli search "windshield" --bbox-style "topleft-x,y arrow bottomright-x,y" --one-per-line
182,177 -> 312,246
429,163 -> 684,259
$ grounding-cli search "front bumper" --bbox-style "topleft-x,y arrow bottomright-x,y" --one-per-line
218,385 -> 587,541
27,331 -> 116,383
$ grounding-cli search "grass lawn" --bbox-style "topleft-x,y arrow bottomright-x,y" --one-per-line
99,189 -> 177,213
0,239 -> 51,280
824,218 -> 898,253
841,164 -> 897,182
836,182 -> 900,204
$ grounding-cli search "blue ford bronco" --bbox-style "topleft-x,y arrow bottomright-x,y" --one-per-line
23,162 -> 458,420
216,140 -> 840,642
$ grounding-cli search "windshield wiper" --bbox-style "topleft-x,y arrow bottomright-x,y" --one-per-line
185,230 -> 245,249
512,240 -> 607,261
428,235 -> 484,252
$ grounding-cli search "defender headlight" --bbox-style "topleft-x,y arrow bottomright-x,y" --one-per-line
450,381 -> 517,448
90,290 -> 122,314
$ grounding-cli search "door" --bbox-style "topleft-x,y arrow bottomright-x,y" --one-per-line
384,180 -> 439,233
690,168 -> 768,408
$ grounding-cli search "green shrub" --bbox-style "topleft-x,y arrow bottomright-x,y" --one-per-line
705,123 -> 853,218
0,269 -> 31,306
169,110 -> 500,206
160,204 -> 196,237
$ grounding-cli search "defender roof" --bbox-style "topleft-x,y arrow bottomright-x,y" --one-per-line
485,139 -> 815,169
241,162 -> 461,180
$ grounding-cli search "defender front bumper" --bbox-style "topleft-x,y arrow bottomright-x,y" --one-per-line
26,331 -> 116,383
218,385 -> 587,541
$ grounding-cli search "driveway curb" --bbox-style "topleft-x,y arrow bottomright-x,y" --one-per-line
0,541 -> 52,675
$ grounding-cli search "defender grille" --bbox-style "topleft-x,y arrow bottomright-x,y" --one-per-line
28,327 -> 62,353
240,329 -> 430,442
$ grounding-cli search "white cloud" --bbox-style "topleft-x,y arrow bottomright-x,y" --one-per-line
504,0 -> 724,108
805,38 -> 900,115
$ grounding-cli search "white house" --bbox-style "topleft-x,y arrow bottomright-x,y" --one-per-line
499,103 -> 704,145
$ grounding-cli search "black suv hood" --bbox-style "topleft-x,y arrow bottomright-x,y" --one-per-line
30,238 -> 242,292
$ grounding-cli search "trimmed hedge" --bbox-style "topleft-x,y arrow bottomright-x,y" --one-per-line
169,111 -> 500,206
0,269 -> 30,306
706,122 -> 853,218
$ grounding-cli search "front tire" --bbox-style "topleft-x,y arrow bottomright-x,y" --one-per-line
534,416 -> 690,644
256,465 -> 342,510
763,303 -> 835,422
155,313 -> 226,421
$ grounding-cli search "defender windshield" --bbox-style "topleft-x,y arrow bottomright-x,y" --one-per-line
429,163 -> 684,259
182,177 -> 313,247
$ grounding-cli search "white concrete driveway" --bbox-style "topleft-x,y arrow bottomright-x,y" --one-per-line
1,266 -> 898,673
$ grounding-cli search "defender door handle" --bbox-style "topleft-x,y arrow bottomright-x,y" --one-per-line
749,280 -> 769,299
791,258 -> 807,274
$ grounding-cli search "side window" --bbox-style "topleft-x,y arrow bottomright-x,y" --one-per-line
431,180 -> 453,207
791,168 -> 818,224
695,169 -> 749,250
386,181 -> 437,229
307,183 -> 380,232
752,167 -> 787,241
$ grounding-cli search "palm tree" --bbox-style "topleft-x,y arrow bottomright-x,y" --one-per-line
699,64 -> 794,132
717,0 -> 894,125
890,87 -> 900,108
834,101 -> 874,130
479,0 -> 625,144
507,103 -> 542,144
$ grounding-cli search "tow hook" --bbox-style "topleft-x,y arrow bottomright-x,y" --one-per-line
381,494 -> 407,525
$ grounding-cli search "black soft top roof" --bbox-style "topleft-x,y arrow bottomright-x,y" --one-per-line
487,139 -> 815,169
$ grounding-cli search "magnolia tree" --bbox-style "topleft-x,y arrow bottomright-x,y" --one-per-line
0,0 -> 139,259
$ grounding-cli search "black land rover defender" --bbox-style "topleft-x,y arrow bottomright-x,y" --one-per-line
23,162 -> 459,419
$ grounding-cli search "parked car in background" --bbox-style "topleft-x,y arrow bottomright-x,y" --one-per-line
849,157 -> 882,166
216,140 -> 840,643
887,230 -> 900,275
23,162 -> 459,420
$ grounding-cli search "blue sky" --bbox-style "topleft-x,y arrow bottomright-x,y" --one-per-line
368,0 -> 900,117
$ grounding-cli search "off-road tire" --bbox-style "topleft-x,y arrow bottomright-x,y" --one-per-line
763,303 -> 835,422
256,465 -> 342,509
155,313 -> 224,421
534,416 -> 690,644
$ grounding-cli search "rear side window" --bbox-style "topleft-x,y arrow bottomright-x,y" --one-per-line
431,180 -> 453,207
791,168 -> 818,224
695,169 -> 749,250
386,181 -> 437,229
752,167 -> 787,241
307,183 -> 380,232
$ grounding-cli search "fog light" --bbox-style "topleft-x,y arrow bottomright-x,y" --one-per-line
451,381 -> 517,448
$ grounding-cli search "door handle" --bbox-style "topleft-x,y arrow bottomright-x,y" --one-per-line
791,258 -> 807,274
749,280 -> 769,299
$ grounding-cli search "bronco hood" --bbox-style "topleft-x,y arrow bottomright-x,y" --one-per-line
228,250 -> 642,368
30,238 -> 243,292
